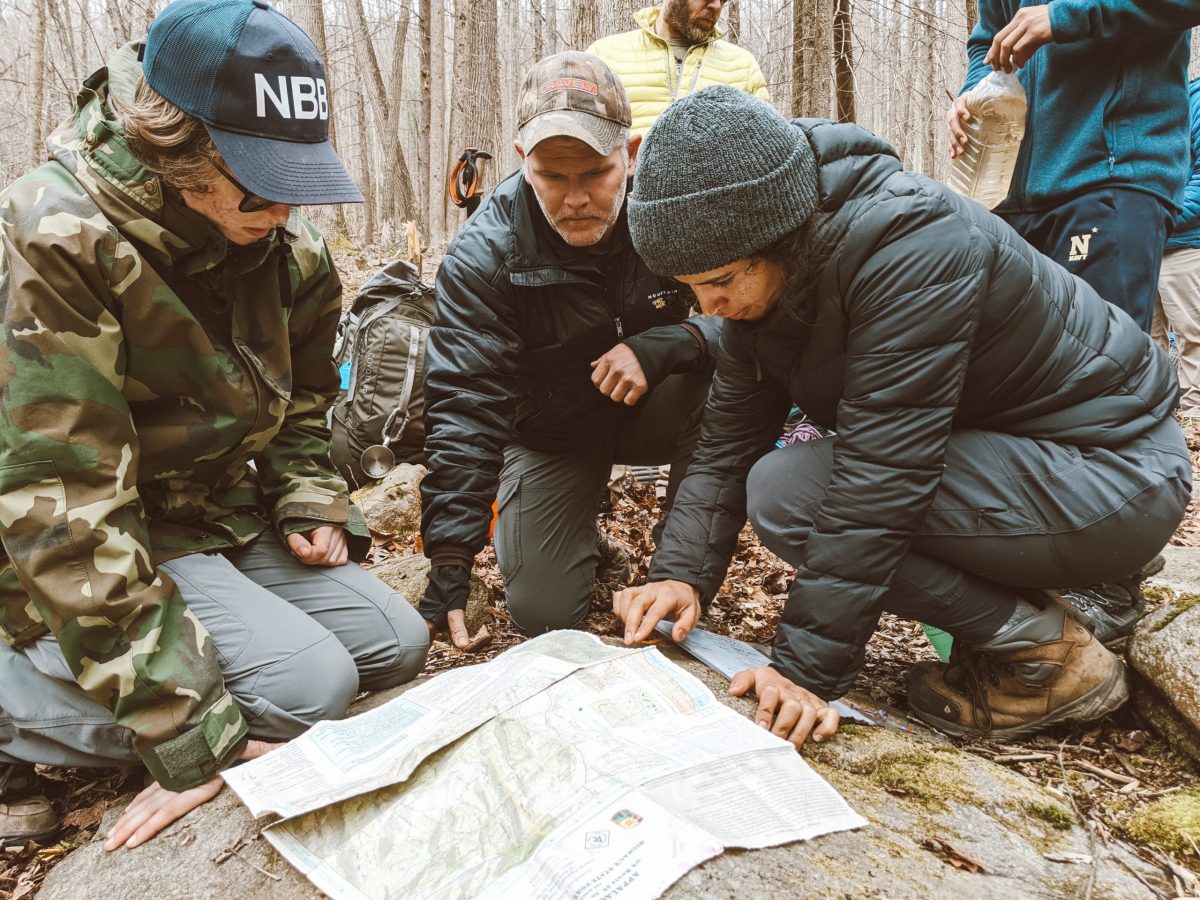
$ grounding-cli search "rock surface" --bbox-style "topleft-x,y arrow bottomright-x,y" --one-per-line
350,463 -> 426,540
1136,547 -> 1200,746
1148,545 -> 1200,596
40,647 -> 1164,900
369,553 -> 495,634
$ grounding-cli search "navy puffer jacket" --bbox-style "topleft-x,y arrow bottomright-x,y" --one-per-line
649,119 -> 1178,700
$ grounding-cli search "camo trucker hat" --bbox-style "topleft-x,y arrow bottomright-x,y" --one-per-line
516,52 -> 633,155
143,0 -> 363,205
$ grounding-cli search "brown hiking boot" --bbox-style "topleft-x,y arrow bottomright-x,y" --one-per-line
0,765 -> 59,845
905,595 -> 1129,739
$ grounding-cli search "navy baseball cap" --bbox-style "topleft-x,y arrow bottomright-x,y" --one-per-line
143,0 -> 363,205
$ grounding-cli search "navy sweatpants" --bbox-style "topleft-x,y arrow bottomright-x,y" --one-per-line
1001,187 -> 1173,333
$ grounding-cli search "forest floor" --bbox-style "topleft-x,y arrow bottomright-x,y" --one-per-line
3,247 -> 1199,898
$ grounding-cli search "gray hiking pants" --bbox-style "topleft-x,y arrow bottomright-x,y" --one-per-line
746,416 -> 1192,643
497,367 -> 712,633
0,534 -> 429,769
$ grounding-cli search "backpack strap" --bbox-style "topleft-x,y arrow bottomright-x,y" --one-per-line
379,324 -> 423,448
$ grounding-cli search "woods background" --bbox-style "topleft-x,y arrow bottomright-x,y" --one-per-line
4,0 -> 1199,255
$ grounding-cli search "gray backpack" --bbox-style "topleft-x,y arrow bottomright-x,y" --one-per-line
330,259 -> 436,488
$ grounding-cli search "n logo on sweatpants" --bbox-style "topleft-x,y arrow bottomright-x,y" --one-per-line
1068,233 -> 1092,262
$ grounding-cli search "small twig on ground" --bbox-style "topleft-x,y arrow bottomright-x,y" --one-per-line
212,836 -> 248,865
992,752 -> 1054,763
1068,759 -> 1139,786
1144,785 -> 1185,799
232,848 -> 281,881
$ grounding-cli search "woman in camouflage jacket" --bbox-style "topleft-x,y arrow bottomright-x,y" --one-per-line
0,1 -> 428,850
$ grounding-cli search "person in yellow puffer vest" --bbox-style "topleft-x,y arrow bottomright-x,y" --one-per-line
587,2 -> 770,136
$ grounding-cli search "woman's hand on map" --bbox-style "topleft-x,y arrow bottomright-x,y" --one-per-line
104,740 -> 281,851
729,666 -> 840,749
613,580 -> 701,645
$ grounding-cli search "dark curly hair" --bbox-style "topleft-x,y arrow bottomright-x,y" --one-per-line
750,212 -> 832,322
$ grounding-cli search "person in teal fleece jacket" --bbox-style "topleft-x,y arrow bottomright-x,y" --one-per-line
1153,77 -> 1200,422
946,0 -> 1199,335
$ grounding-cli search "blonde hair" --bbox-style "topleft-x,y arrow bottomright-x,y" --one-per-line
114,76 -> 221,193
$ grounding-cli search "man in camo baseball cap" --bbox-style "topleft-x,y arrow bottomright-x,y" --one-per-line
417,50 -> 721,653
516,51 -> 633,154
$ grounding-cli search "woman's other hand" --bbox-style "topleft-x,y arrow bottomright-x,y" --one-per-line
104,739 -> 281,851
729,666 -> 840,749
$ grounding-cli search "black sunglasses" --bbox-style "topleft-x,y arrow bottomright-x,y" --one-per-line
212,160 -> 280,213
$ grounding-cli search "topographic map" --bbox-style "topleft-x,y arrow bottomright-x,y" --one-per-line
225,632 -> 865,899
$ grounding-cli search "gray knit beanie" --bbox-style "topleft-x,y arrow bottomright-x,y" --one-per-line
628,85 -> 818,276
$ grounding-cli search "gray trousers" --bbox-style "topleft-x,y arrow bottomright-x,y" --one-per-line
0,534 -> 429,769
746,416 -> 1193,644
497,367 -> 711,633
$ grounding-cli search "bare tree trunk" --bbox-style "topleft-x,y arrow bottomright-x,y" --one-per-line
833,0 -> 855,122
966,0 -> 979,37
530,0 -> 544,59
356,89 -> 377,244
290,0 -> 347,235
545,0 -> 559,55
31,0 -> 47,169
921,0 -> 937,175
726,0 -> 741,44
420,0 -> 433,233
379,4 -> 416,229
792,0 -> 832,118
106,0 -> 130,55
572,0 -> 597,50
450,0 -> 501,178
46,0 -> 80,96
427,0 -> 448,251
599,0 -> 638,38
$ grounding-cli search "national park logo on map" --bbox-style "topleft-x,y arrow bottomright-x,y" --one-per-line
611,809 -> 643,829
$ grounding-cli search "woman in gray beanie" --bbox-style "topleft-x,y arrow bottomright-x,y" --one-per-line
613,85 -> 1189,748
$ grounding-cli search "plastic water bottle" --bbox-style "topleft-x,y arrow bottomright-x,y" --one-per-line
947,71 -> 1027,210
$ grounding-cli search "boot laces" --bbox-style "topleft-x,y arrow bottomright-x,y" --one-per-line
946,644 -> 1016,732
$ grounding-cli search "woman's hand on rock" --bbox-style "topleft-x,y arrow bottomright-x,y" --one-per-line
729,666 -> 840,749
104,739 -> 281,851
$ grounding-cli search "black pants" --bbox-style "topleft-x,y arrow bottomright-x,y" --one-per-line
496,365 -> 712,633
1002,187 -> 1173,333
745,417 -> 1191,646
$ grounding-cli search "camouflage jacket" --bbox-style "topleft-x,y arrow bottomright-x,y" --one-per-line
0,46 -> 365,790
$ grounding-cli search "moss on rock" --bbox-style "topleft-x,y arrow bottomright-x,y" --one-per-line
1125,787 -> 1200,852
1025,801 -> 1074,831
1150,593 -> 1200,633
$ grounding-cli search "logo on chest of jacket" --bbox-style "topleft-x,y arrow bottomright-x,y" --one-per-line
647,288 -> 688,314
1068,228 -> 1099,262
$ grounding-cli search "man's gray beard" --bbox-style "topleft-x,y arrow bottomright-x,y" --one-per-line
662,0 -> 711,44
531,158 -> 628,248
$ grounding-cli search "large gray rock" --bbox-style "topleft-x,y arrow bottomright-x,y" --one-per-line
368,553 -> 495,634
1147,545 -> 1200,596
40,647 -> 1164,900
350,463 -> 426,540
1134,547 -> 1200,760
